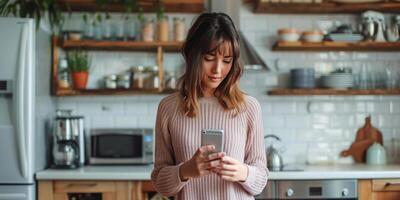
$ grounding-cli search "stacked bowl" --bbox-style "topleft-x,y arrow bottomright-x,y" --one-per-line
290,68 -> 316,88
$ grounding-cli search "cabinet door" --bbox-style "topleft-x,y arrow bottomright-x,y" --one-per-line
372,179 -> 400,200
53,181 -> 130,200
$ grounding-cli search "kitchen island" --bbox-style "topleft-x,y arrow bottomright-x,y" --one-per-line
36,164 -> 400,200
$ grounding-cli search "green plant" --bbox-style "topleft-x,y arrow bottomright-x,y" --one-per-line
156,1 -> 166,21
67,50 -> 90,72
0,0 -> 66,33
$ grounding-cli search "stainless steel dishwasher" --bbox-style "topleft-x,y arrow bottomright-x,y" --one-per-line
255,179 -> 358,200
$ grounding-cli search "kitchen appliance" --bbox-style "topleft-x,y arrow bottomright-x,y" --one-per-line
256,179 -> 358,199
89,128 -> 154,165
361,11 -> 386,42
0,17 -> 54,199
52,114 -> 85,168
265,134 -> 284,171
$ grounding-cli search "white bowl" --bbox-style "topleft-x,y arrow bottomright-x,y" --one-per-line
279,33 -> 301,42
302,31 -> 324,42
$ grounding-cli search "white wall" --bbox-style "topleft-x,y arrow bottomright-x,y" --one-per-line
57,5 -> 400,165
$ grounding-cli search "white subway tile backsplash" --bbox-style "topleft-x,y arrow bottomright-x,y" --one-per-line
285,115 -> 310,129
392,102 -> 400,113
366,102 -> 391,113
91,116 -> 114,128
330,115 -> 355,128
124,102 -> 148,114
311,114 -> 330,129
263,115 -> 285,128
271,102 -> 296,114
114,116 -> 138,128
138,115 -> 156,128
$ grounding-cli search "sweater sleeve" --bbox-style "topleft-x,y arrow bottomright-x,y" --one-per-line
151,97 -> 188,197
238,97 -> 269,196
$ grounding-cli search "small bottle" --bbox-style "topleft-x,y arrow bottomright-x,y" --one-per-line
104,75 -> 117,89
148,66 -> 160,89
142,18 -> 154,42
132,66 -> 145,89
157,16 -> 169,42
173,17 -> 185,42
117,74 -> 131,89
58,59 -> 70,89
165,71 -> 177,90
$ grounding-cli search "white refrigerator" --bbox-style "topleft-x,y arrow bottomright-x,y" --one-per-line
0,17 -> 55,200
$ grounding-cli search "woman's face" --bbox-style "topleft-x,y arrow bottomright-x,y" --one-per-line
201,40 -> 233,95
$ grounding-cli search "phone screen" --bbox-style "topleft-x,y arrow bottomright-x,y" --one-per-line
201,129 -> 224,154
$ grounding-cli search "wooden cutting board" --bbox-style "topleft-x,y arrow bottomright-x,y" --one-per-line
340,116 -> 383,162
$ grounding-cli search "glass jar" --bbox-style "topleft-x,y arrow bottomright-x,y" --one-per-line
58,59 -> 70,89
165,71 -> 177,90
125,14 -> 137,41
173,17 -> 185,42
117,74 -> 131,89
148,66 -> 160,89
114,14 -> 126,41
157,17 -> 169,42
141,18 -> 154,42
131,66 -> 145,89
104,75 -> 117,89
102,14 -> 112,40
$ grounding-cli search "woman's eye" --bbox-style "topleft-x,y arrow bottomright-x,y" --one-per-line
204,56 -> 214,61
223,60 -> 232,64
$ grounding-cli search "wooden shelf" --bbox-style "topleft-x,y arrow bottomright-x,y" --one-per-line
57,0 -> 205,13
272,41 -> 400,51
268,88 -> 400,95
254,1 -> 400,14
61,39 -> 183,52
55,88 -> 176,96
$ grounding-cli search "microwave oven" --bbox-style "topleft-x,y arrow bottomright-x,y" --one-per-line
89,129 -> 154,165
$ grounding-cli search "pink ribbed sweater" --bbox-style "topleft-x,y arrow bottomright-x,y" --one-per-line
151,93 -> 268,199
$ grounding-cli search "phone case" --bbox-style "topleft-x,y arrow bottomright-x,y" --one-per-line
201,129 -> 224,153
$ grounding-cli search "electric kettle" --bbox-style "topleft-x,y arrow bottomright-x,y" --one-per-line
264,134 -> 284,171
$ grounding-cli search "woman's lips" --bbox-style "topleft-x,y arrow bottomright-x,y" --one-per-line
208,76 -> 222,82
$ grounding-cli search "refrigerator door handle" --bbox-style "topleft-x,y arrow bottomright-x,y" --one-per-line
15,22 -> 28,179
0,193 -> 27,199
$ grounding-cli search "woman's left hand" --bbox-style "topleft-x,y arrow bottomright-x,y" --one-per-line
212,156 -> 248,182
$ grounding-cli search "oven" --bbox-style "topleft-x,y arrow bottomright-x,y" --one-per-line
256,179 -> 358,200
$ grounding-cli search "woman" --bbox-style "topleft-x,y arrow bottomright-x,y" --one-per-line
151,12 -> 268,199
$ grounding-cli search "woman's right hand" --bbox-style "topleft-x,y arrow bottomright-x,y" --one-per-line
179,145 -> 225,181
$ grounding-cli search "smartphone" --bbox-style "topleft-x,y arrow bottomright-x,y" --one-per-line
201,129 -> 224,154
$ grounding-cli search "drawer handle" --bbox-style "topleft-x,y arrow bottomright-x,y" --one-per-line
385,182 -> 400,187
67,183 -> 98,188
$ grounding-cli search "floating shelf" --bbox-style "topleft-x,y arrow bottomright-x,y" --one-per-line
254,1 -> 400,14
61,39 -> 184,52
272,41 -> 400,51
57,0 -> 205,13
55,88 -> 177,96
268,88 -> 400,96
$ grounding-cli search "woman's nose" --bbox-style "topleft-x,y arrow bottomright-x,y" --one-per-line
211,60 -> 223,74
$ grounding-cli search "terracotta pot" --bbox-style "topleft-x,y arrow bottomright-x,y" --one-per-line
71,72 -> 88,89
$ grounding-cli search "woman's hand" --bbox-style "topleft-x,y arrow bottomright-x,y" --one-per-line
179,145 -> 225,181
212,156 -> 248,182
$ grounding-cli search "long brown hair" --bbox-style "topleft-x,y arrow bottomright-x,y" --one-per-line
178,12 -> 245,118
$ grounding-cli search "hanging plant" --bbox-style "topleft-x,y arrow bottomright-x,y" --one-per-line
0,0 -> 67,34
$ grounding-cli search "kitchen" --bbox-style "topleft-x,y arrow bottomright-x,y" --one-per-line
1,0 -> 400,199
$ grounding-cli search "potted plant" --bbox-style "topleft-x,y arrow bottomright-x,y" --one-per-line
67,50 -> 90,89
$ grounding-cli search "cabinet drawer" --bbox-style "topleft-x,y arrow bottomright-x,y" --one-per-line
373,179 -> 400,192
54,181 -> 116,193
